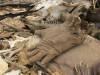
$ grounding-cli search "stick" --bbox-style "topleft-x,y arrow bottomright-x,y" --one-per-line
0,3 -> 34,8
0,49 -> 11,53
0,7 -> 44,20
5,59 -> 28,70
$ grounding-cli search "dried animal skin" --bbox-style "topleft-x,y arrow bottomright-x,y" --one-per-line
52,72 -> 62,75
1,35 -> 40,60
0,9 -> 9,15
18,46 -> 30,65
64,0 -> 91,9
31,0 -> 80,22
15,31 -> 33,38
4,70 -> 21,75
0,21 -> 17,39
0,56 -> 8,75
47,35 -> 100,75
1,18 -> 25,30
0,31 -> 14,39
24,13 -> 65,32
7,35 -> 29,48
74,62 -> 90,75
0,35 -> 41,75
5,35 -> 40,48
0,40 -> 10,50
17,36 -> 40,65
2,0 -> 39,3
18,39 -> 39,65
30,70 -> 37,75
27,13 -> 85,66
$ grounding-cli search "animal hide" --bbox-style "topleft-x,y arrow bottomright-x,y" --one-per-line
27,13 -> 85,65
48,35 -> 100,75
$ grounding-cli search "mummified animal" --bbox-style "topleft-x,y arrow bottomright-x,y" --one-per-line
26,13 -> 85,66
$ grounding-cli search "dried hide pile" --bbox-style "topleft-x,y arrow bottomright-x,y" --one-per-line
0,0 -> 99,75
0,56 -> 8,75
0,13 -> 85,75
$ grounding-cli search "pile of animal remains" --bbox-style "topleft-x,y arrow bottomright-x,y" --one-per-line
0,0 -> 99,75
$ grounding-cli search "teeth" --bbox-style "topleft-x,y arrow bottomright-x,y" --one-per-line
45,20 -> 60,24
41,17 -> 63,24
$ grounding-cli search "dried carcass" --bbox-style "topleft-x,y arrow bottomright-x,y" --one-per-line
0,13 -> 85,75
25,13 -> 85,66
